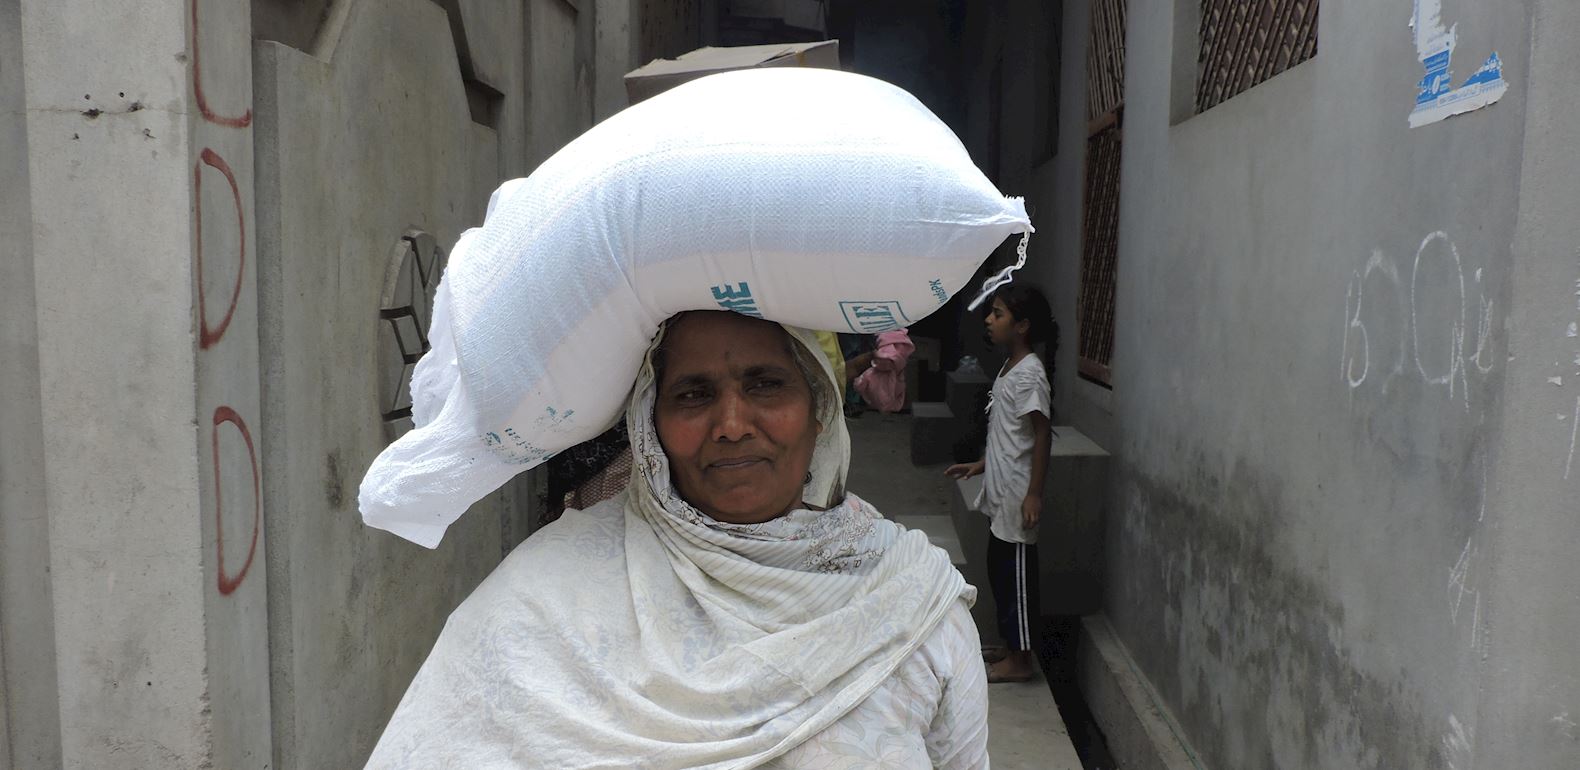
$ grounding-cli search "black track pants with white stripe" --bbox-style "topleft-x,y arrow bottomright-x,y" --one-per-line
987,534 -> 1040,651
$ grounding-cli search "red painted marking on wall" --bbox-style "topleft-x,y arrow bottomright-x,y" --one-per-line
213,406 -> 260,595
190,0 -> 252,128
195,148 -> 245,350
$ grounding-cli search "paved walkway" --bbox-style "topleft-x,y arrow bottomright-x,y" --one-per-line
846,411 -> 1083,770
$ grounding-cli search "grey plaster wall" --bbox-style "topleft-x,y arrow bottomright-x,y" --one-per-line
637,0 -> 701,62
1,0 -> 638,765
252,0 -> 335,50
975,0 -> 1580,766
253,0 -> 519,766
1483,0 -> 1580,761
252,0 -> 645,764
595,0 -> 639,121
16,0 -> 228,764
0,0 -> 63,765
6,0 -> 278,763
527,0 -> 595,169
1109,0 -> 1535,765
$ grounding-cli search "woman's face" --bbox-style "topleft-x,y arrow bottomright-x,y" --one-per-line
653,312 -> 821,525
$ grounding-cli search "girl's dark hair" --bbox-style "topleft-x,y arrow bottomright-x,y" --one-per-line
990,283 -> 1059,358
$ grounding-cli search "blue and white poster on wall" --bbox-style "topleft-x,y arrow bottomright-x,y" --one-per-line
1410,0 -> 1509,128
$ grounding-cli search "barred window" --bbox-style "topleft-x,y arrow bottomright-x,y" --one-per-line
1078,0 -> 1125,387
1196,0 -> 1318,113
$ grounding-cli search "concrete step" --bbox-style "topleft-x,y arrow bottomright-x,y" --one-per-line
1079,614 -> 1204,770
909,401 -> 958,465
945,368 -> 991,427
987,662 -> 1085,770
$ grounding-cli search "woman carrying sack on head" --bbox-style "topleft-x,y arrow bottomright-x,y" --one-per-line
366,312 -> 988,769
356,67 -> 1040,769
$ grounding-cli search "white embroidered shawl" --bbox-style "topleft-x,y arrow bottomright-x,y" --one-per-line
365,324 -> 971,769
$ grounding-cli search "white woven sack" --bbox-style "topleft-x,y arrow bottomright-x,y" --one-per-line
360,68 -> 1032,547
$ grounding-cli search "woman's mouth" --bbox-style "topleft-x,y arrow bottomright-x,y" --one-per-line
708,456 -> 766,471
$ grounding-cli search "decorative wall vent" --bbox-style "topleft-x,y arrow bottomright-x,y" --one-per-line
1196,0 -> 1319,113
378,229 -> 445,442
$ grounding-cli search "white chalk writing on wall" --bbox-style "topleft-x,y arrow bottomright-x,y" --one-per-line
1566,397 -> 1580,481
1343,232 -> 1499,662
1566,251 -> 1580,481
1410,231 -> 1468,397
1342,232 -> 1496,406
1441,712 -> 1474,770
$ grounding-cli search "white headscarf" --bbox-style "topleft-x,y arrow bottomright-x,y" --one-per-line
365,322 -> 972,769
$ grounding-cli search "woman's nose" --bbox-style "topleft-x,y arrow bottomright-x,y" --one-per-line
712,389 -> 753,442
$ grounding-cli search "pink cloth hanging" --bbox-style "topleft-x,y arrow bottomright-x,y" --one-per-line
854,330 -> 915,413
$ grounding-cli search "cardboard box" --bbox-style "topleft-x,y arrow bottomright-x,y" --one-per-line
623,40 -> 840,105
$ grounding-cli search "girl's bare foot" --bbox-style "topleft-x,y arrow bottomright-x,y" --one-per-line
986,651 -> 1035,683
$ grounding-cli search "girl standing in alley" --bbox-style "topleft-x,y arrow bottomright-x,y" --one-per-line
946,284 -> 1054,683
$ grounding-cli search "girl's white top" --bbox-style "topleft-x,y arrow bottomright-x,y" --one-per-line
974,354 -> 1051,545
364,325 -> 987,769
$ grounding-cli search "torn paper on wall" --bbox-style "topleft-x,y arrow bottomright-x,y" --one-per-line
1410,0 -> 1509,128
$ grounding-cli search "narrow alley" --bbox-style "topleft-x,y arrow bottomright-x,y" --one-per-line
5,0 -> 1580,768
845,411 -> 1087,769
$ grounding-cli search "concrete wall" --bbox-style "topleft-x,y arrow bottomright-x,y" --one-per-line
526,0 -> 594,168
638,0 -> 701,62
1485,0 -> 1580,762
970,0 -> 1580,766
1,0 -> 650,766
253,0 -> 515,766
595,0 -> 639,121
0,0 -> 62,765
5,0 -> 271,765
251,0 -> 334,49
251,0 -> 649,766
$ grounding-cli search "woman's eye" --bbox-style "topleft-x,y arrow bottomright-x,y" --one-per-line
748,379 -> 785,393
675,389 -> 709,403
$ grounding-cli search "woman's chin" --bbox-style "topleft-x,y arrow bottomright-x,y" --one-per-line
700,491 -> 797,524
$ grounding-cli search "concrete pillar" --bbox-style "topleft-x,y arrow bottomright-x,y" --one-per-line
1483,0 -> 1580,763
11,0 -> 271,766
1,0 -> 63,764
5,0 -> 643,764
595,0 -> 641,122
527,0 -> 597,169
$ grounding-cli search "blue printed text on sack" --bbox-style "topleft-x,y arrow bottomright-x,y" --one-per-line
711,282 -> 763,318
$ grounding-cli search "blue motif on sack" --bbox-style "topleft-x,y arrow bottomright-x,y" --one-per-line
711,282 -> 764,318
840,300 -> 911,333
